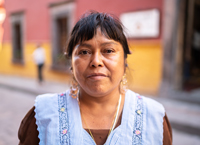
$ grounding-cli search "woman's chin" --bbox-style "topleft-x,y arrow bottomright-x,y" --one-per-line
84,87 -> 119,98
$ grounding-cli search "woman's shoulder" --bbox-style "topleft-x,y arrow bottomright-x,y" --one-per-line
34,91 -> 70,114
35,91 -> 69,105
18,106 -> 39,144
126,90 -> 167,144
35,92 -> 58,100
126,89 -> 165,112
18,92 -> 62,144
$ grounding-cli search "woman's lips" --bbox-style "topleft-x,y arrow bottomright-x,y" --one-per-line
87,73 -> 107,80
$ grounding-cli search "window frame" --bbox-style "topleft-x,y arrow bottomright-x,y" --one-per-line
50,1 -> 75,72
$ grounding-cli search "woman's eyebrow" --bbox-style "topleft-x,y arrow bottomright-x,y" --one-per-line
100,42 -> 118,47
78,43 -> 92,49
77,42 -> 118,49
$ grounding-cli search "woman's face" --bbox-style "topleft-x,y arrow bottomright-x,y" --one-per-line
72,28 -> 125,97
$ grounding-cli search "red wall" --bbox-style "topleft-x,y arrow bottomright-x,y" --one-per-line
3,0 -> 163,42
3,0 -> 63,42
76,0 -> 162,18
76,0 -> 163,40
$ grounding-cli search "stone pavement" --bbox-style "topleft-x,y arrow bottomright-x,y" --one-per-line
0,74 -> 70,95
0,87 -> 35,145
0,74 -> 200,145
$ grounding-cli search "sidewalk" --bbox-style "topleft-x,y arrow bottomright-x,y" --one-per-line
0,74 -> 70,95
154,97 -> 200,136
0,74 -> 200,144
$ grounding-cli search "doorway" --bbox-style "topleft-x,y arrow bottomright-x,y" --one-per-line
183,0 -> 200,91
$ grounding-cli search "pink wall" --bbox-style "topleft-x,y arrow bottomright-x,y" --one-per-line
76,0 -> 162,18
3,0 -> 63,42
76,0 -> 163,39
3,0 -> 163,42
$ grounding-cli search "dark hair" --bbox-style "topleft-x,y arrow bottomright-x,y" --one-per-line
65,11 -> 131,59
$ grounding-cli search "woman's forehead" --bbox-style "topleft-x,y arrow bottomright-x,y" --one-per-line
75,34 -> 120,50
79,28 -> 117,44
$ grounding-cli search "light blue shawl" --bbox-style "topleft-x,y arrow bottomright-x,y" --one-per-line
34,90 -> 165,145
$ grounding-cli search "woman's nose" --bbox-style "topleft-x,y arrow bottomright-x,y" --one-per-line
90,52 -> 104,68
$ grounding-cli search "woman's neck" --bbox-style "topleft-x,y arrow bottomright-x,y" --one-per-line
78,88 -> 123,117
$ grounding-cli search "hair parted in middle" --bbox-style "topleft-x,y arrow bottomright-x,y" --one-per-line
65,11 -> 131,60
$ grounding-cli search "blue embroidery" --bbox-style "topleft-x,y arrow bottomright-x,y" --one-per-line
58,93 -> 69,145
132,95 -> 143,145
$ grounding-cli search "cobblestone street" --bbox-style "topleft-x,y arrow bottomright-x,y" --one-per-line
0,87 -> 35,145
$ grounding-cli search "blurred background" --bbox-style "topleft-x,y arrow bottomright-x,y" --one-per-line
0,0 -> 200,144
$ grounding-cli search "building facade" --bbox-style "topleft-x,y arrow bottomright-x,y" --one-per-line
162,0 -> 200,97
1,0 -> 180,95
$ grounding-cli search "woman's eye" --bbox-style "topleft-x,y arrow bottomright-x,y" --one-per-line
79,50 -> 90,55
104,49 -> 114,53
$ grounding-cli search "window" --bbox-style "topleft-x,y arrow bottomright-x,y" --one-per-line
55,17 -> 68,67
50,1 -> 75,71
10,12 -> 24,64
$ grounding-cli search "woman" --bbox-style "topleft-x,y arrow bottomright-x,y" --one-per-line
18,12 -> 172,145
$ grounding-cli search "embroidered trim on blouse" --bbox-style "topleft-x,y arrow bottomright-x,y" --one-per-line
58,92 -> 70,145
132,95 -> 143,145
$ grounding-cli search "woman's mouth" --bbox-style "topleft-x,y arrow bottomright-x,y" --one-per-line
87,73 -> 107,80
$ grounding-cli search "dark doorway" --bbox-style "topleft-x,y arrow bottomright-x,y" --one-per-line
183,0 -> 200,91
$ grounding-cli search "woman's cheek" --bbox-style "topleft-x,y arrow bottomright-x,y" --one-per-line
73,56 -> 83,68
73,57 -> 88,77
